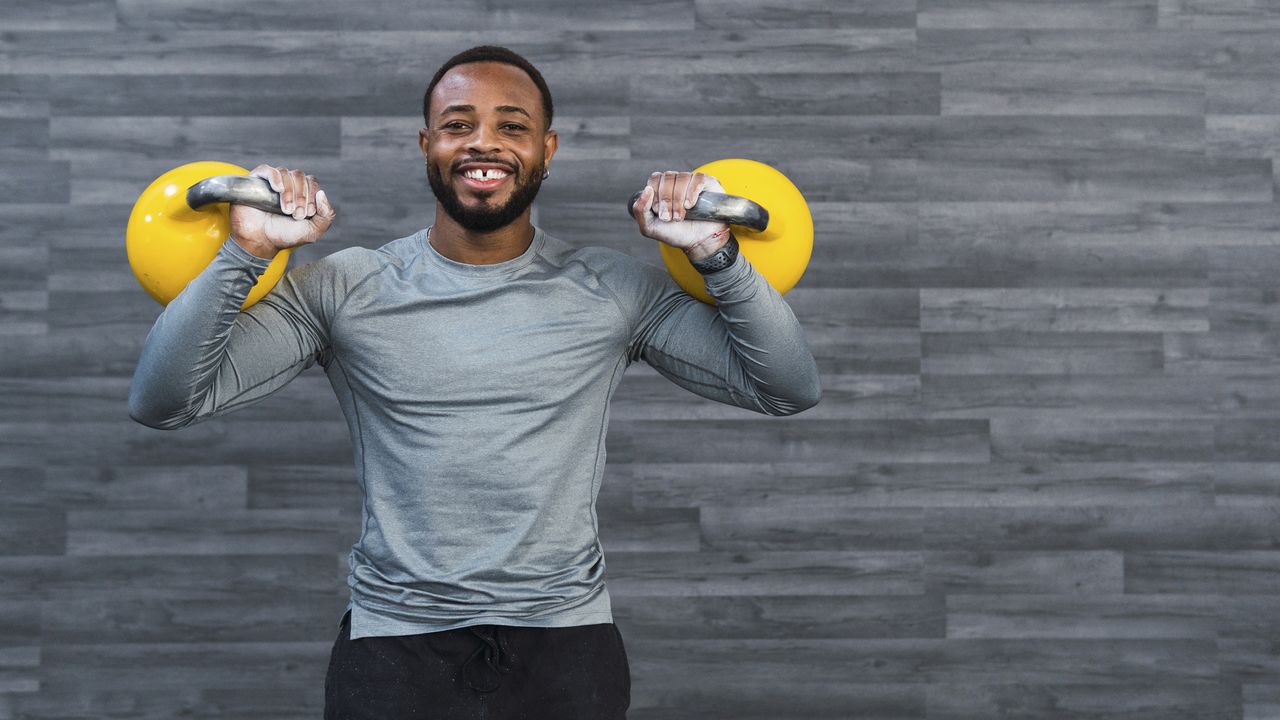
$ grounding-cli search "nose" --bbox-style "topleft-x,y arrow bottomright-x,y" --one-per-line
466,122 -> 502,155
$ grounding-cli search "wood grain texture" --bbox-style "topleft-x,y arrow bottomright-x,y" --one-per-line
2,0 -> 1279,717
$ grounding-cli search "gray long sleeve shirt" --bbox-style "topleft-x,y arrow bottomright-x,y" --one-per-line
128,225 -> 821,639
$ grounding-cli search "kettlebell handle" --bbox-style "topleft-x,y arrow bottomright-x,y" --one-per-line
187,175 -> 323,216
627,190 -> 769,233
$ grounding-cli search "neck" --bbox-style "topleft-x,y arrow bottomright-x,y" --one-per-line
428,210 -> 535,265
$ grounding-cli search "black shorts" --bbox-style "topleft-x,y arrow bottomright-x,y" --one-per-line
324,609 -> 631,719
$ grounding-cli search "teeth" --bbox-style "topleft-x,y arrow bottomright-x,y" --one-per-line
464,168 -> 509,181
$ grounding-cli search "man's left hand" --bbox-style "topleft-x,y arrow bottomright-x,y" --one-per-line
631,171 -> 732,261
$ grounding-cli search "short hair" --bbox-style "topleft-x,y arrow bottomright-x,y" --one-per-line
422,45 -> 554,131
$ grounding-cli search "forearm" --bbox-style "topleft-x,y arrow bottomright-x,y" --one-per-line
699,251 -> 822,415
128,237 -> 272,429
638,245 -> 821,416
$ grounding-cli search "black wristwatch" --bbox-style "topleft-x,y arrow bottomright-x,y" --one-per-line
690,233 -> 739,275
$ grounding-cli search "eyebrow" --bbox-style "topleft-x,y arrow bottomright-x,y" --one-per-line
439,104 -> 532,120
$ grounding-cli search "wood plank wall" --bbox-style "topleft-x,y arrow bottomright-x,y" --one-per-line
2,0 -> 1280,718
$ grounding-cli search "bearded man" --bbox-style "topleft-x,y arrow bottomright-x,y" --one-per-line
129,44 -> 821,720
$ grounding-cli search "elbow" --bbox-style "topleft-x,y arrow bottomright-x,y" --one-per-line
798,379 -> 823,414
127,391 -> 192,431
128,411 -> 186,431
128,339 -> 204,430
765,347 -> 823,417
127,406 -> 186,431
772,390 -> 822,417
758,373 -> 823,417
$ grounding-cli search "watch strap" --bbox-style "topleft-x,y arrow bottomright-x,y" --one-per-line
690,232 -> 739,275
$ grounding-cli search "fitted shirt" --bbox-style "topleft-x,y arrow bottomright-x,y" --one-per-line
128,225 -> 822,639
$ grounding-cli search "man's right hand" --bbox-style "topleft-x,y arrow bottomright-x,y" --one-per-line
229,164 -> 337,260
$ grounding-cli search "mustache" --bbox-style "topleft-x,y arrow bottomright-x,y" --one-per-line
453,158 -> 516,173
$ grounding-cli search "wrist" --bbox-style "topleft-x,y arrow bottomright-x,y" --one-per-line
684,226 -> 732,263
230,233 -> 278,261
688,230 -> 739,275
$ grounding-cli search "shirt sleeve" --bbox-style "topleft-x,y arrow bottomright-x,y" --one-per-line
603,245 -> 822,416
127,236 -> 373,430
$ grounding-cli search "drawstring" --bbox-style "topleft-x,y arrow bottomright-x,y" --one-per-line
463,625 -> 513,693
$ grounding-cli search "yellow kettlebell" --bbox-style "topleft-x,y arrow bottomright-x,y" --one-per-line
127,160 -> 293,309
645,158 -> 813,305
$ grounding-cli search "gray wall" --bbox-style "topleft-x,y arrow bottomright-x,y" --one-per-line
3,0 -> 1280,718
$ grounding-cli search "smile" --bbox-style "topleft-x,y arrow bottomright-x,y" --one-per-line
459,168 -> 511,190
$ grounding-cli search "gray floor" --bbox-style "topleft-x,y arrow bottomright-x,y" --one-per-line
2,0 -> 1280,718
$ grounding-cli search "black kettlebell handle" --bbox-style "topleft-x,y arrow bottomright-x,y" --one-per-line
627,190 -> 769,233
187,175 -> 336,216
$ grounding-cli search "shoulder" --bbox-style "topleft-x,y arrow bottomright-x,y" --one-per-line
372,230 -> 426,267
281,233 -> 408,302
584,246 -> 677,297
538,232 -> 683,320
293,244 -> 387,287
317,230 -> 421,281
539,231 -> 670,285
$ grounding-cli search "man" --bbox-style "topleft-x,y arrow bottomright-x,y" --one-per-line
129,45 -> 821,719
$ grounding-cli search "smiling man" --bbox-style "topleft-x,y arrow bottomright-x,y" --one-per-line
128,45 -> 821,719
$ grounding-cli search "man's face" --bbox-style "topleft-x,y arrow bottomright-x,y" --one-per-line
419,61 -> 557,233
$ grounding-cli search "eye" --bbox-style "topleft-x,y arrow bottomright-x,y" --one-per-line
443,121 -> 468,130
502,123 -> 527,131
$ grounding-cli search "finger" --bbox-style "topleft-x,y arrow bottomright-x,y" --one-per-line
276,167 -> 293,214
630,186 -> 643,221
248,163 -> 277,189
684,172 -> 707,211
306,176 -> 316,218
309,189 -> 334,232
638,172 -> 661,221
278,168 -> 293,214
671,173 -> 693,221
249,165 -> 286,210
631,185 -> 654,225
658,171 -> 676,221
294,173 -> 308,220
315,189 -> 336,220
277,167 -> 291,214
289,169 -> 306,219
307,175 -> 318,217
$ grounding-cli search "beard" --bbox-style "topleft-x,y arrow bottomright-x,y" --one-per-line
427,159 -> 545,233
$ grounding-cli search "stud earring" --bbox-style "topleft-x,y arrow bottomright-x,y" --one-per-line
542,169 -> 550,179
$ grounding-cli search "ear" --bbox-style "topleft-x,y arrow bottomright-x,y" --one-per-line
418,126 -> 431,160
543,128 -> 558,166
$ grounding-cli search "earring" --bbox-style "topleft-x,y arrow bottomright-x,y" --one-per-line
542,169 -> 550,179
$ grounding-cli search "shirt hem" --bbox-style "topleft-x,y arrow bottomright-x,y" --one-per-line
344,586 -> 615,639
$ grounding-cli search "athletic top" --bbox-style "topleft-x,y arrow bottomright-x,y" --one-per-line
128,225 -> 822,639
